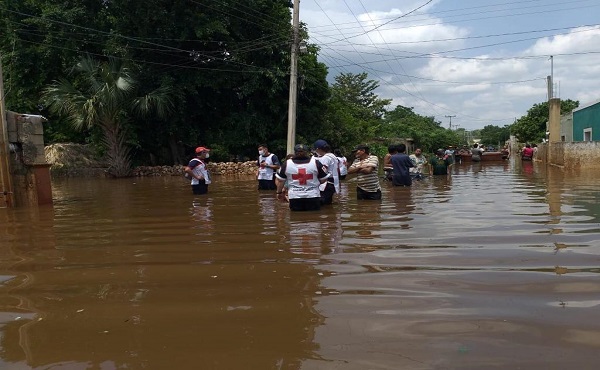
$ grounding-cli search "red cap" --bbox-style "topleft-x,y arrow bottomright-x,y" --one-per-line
195,146 -> 211,153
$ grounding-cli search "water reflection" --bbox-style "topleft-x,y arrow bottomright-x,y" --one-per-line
0,164 -> 599,368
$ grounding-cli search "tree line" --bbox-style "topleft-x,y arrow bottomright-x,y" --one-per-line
0,1 -> 575,176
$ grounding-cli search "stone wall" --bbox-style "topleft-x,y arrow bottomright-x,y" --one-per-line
45,144 -> 260,177
132,161 -> 258,177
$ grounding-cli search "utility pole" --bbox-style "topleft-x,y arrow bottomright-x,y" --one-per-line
286,0 -> 300,154
547,55 -> 554,100
445,115 -> 456,129
0,56 -> 14,207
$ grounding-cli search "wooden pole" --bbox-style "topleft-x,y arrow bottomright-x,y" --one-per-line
0,57 -> 14,207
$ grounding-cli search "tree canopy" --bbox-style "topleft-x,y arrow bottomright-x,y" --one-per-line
510,99 -> 579,143
479,125 -> 511,147
1,0 -> 329,164
378,105 -> 461,153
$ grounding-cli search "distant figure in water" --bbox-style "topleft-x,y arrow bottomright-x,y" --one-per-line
429,149 -> 453,177
471,143 -> 483,162
383,145 -> 397,182
521,144 -> 534,161
390,143 -> 414,186
275,144 -> 329,211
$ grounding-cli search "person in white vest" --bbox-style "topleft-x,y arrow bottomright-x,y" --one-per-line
257,144 -> 280,190
334,148 -> 348,180
313,139 -> 340,205
275,144 -> 329,211
184,146 -> 211,195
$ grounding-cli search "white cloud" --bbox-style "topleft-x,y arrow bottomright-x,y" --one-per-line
301,1 -> 600,130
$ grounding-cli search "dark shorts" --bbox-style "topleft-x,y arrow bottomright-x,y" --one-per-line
320,182 -> 336,205
258,179 -> 276,190
289,197 -> 321,211
356,187 -> 382,200
192,180 -> 208,195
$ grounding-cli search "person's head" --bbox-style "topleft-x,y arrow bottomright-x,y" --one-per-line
414,148 -> 422,156
388,145 -> 398,155
397,143 -> 407,153
333,148 -> 343,157
525,143 -> 531,148
532,144 -> 537,148
473,143 -> 479,148
436,148 -> 445,157
313,139 -> 330,155
353,144 -> 370,159
195,146 -> 211,159
258,144 -> 269,156
293,144 -> 310,159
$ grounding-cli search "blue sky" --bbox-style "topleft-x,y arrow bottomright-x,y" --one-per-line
300,0 -> 600,130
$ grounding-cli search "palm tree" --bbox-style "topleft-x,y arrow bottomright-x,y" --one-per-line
43,56 -> 173,177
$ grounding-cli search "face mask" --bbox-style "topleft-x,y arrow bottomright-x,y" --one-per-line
258,150 -> 264,156
205,153 -> 210,159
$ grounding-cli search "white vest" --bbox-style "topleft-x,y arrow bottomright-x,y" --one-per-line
190,159 -> 211,185
337,156 -> 348,176
286,157 -> 321,199
319,152 -> 340,193
257,153 -> 276,180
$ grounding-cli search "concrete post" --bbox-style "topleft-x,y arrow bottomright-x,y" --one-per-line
548,98 -> 561,165
548,98 -> 561,143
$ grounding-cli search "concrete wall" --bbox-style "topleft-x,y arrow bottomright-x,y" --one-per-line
560,112 -> 573,142
543,141 -> 600,169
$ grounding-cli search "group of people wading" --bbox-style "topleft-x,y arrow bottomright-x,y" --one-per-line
185,140 -> 454,211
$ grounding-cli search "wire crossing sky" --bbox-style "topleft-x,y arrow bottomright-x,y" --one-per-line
301,0 -> 600,130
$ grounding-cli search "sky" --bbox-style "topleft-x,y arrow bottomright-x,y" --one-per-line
299,0 -> 600,131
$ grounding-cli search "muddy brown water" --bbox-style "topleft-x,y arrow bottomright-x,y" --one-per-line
1,159 -> 599,369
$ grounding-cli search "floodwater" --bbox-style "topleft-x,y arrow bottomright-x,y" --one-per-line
1,159 -> 600,369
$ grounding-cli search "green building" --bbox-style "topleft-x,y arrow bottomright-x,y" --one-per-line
572,99 -> 600,142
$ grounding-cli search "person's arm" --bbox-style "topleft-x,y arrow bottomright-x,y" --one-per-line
185,160 -> 202,180
275,162 -> 287,199
270,155 -> 280,171
347,159 -> 361,174
383,154 -> 392,169
348,156 -> 377,174
316,160 -> 330,183
359,156 -> 378,174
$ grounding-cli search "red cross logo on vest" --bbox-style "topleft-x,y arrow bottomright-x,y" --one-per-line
292,168 -> 314,185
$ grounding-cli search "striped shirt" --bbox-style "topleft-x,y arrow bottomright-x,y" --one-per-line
349,155 -> 380,192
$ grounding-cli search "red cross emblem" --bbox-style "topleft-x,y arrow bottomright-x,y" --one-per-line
292,168 -> 314,185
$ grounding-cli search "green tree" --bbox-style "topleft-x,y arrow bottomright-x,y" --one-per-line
323,72 -> 391,150
2,0 -> 330,164
42,56 -> 173,176
379,105 -> 460,153
510,99 -> 579,143
479,125 -> 511,147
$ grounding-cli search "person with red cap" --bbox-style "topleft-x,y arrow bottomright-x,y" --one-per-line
185,146 -> 211,194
